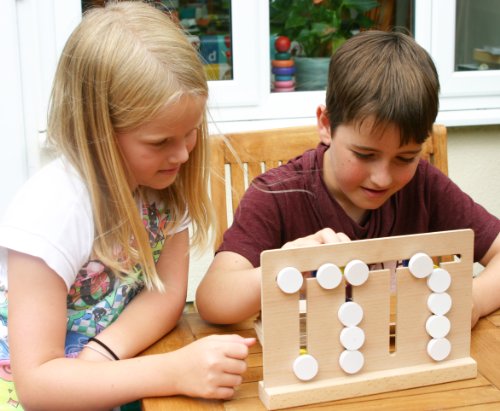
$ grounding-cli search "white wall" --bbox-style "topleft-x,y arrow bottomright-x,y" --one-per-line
447,125 -> 500,218
0,1 -> 29,215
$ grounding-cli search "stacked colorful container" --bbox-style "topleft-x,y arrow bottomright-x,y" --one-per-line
272,36 -> 295,92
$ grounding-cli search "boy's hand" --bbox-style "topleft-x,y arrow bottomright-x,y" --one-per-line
172,334 -> 256,399
471,303 -> 480,328
282,228 -> 350,249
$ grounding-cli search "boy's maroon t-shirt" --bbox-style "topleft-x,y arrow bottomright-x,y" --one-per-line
218,143 -> 500,267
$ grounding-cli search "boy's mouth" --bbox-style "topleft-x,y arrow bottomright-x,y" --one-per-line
361,187 -> 390,198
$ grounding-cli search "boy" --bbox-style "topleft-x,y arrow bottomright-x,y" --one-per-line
196,30 -> 500,327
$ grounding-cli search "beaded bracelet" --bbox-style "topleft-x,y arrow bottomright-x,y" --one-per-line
88,336 -> 120,360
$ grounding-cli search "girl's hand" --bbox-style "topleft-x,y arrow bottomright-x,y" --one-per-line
282,228 -> 350,249
171,334 -> 256,399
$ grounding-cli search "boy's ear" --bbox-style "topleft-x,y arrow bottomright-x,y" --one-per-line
316,105 -> 332,146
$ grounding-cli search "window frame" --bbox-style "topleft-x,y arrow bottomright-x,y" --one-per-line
414,0 -> 500,126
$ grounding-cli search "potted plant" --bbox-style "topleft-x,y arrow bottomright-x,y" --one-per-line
270,0 -> 380,90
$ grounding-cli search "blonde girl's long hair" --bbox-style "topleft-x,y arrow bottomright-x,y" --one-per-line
47,1 -> 213,290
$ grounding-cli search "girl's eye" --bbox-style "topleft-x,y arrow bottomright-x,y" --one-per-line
186,129 -> 198,140
151,138 -> 172,147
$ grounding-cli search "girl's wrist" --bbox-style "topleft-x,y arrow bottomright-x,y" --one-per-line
78,336 -> 120,362
88,336 -> 120,360
78,345 -> 113,362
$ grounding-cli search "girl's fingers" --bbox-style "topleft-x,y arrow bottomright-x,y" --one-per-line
217,371 -> 244,389
208,334 -> 253,360
212,386 -> 236,400
222,357 -> 247,375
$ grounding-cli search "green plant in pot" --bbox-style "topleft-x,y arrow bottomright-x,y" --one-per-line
270,0 -> 379,90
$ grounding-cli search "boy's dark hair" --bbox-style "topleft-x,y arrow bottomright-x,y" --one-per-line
326,30 -> 440,145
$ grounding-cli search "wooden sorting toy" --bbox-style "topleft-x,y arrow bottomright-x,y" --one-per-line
256,229 -> 476,410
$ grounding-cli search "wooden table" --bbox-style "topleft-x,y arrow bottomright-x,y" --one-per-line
141,309 -> 500,410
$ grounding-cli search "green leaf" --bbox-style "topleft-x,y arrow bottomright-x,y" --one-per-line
342,0 -> 380,13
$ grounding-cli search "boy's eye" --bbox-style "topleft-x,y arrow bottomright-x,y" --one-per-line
397,156 -> 417,164
353,151 -> 373,160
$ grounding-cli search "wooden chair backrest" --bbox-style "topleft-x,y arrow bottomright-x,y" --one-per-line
209,124 -> 448,250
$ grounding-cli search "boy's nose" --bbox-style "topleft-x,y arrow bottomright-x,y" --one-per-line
370,163 -> 393,188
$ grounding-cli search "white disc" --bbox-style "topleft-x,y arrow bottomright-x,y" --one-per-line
338,301 -> 364,327
339,326 -> 365,350
316,263 -> 343,289
427,337 -> 451,361
344,259 -> 369,286
276,267 -> 303,294
427,268 -> 451,292
408,252 -> 434,278
339,350 -> 364,374
427,292 -> 452,315
426,314 -> 451,338
292,354 -> 319,381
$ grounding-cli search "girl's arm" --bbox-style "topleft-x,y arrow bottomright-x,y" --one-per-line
472,233 -> 500,327
9,237 -> 254,410
79,228 -> 191,360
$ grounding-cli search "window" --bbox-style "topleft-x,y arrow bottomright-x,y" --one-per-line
415,0 -> 500,125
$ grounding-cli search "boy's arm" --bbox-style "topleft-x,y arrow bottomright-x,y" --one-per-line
196,251 -> 262,324
472,232 -> 500,327
196,228 -> 350,324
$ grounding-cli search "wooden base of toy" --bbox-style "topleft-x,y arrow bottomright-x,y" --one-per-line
258,230 -> 476,410
259,357 -> 477,410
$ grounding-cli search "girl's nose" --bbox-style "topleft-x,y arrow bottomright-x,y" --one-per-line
169,141 -> 189,164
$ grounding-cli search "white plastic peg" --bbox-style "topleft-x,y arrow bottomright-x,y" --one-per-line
293,354 -> 319,381
339,350 -> 364,374
427,337 -> 451,361
426,315 -> 451,338
340,326 -> 365,350
276,267 -> 303,294
408,252 -> 434,278
316,263 -> 343,289
338,301 -> 364,327
427,268 -> 451,293
344,259 -> 369,286
427,292 -> 452,315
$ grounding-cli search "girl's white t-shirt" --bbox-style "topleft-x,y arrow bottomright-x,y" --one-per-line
0,157 -> 94,290
0,157 -> 190,290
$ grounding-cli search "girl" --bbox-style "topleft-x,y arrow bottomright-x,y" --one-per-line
0,2 -> 253,410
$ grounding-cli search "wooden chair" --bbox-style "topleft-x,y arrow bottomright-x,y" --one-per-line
209,124 -> 448,250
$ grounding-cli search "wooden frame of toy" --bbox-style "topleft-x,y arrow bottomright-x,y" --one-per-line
256,229 -> 477,410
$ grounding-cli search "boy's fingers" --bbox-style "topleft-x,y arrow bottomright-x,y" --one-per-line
315,228 -> 350,244
337,232 -> 351,243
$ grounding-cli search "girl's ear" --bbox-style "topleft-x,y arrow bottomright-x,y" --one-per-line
316,105 -> 332,146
